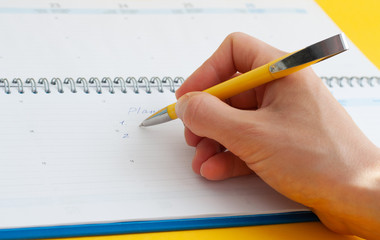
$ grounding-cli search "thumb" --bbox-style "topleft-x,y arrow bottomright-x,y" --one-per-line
175,92 -> 251,149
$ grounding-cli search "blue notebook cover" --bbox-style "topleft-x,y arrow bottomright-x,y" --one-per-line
0,212 -> 318,240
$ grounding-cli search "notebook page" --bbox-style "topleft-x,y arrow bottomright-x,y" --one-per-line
0,90 -> 306,228
0,0 -> 378,79
327,79 -> 380,147
0,0 -> 379,230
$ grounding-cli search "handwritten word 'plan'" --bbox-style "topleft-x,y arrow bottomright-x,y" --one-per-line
128,107 -> 156,115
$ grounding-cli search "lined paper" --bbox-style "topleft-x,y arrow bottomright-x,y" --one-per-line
0,91 -> 306,228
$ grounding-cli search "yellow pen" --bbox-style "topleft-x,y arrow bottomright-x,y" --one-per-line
140,33 -> 348,127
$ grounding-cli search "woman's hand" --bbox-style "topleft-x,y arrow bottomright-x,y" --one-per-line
175,32 -> 380,239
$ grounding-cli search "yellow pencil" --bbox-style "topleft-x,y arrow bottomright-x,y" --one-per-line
140,33 -> 348,127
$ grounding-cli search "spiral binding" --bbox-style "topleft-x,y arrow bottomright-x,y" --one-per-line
0,76 -> 185,94
0,76 -> 379,94
321,76 -> 380,88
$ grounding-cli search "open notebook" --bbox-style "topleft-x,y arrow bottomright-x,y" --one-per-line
0,0 -> 379,239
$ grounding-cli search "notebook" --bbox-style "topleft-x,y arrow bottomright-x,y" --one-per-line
0,0 -> 379,239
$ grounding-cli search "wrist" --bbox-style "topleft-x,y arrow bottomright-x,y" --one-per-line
318,145 -> 380,239
347,146 -> 380,239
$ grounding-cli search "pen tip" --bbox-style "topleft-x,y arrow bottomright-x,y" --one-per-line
139,108 -> 172,127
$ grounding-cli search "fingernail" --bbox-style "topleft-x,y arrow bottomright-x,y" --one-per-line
199,163 -> 205,177
175,94 -> 190,119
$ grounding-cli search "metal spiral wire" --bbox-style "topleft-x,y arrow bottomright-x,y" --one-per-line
1,76 -> 378,94
0,76 -> 184,94
64,78 -> 77,93
322,76 -> 380,88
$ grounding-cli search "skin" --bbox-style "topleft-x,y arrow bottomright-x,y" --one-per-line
174,32 -> 380,240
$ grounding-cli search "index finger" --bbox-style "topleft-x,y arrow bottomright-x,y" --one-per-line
175,32 -> 285,99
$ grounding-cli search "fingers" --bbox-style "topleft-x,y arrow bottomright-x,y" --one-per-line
174,33 -> 287,181
193,138 -> 253,180
176,91 -> 253,151
192,138 -> 223,175
184,126 -> 201,147
201,151 -> 253,180
175,32 -> 284,99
